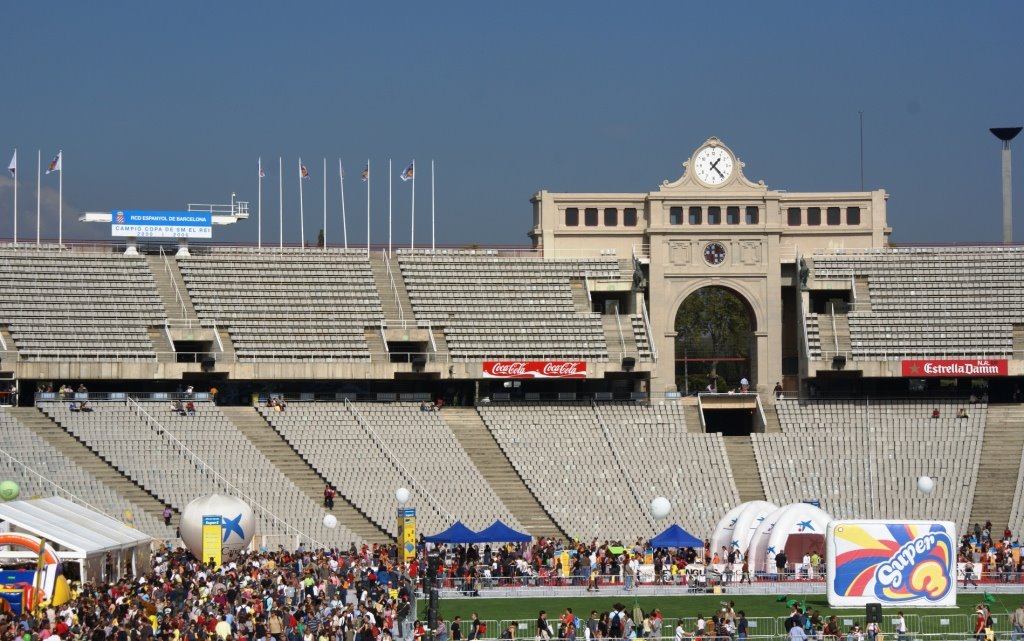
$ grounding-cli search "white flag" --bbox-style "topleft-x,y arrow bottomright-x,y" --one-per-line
7,150 -> 14,177
45,150 -> 62,174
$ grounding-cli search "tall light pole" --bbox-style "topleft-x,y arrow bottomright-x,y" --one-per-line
991,127 -> 1022,244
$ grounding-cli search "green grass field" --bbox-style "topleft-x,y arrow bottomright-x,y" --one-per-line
419,592 -> 1024,632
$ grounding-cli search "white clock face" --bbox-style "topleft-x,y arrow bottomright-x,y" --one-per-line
693,146 -> 733,186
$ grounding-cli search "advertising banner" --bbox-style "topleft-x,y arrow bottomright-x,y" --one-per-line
397,508 -> 416,563
827,520 -> 956,607
482,361 -> 587,379
201,515 -> 222,568
901,360 -> 1008,377
112,210 -> 213,238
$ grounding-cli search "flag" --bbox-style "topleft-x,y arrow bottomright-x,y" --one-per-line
300,164 -> 310,180
400,162 -> 414,182
45,150 -> 62,174
7,150 -> 14,177
360,164 -> 369,183
259,158 -> 265,179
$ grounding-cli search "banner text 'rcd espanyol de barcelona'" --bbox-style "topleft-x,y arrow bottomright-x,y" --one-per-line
827,520 -> 956,607
482,361 -> 587,379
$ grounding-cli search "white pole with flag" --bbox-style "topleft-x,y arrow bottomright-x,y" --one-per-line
322,157 -> 327,249
339,159 -> 348,250
431,159 -> 435,252
298,159 -> 306,249
35,151 -> 40,246
410,160 -> 416,252
258,157 -> 264,249
278,157 -> 283,250
8,149 -> 16,244
364,160 -> 370,258
388,159 -> 392,254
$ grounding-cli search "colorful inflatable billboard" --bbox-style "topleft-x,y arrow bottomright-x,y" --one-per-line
827,520 -> 956,607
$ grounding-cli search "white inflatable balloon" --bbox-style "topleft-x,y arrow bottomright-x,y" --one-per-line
323,514 -> 338,529
650,496 -> 672,520
179,494 -> 255,562
395,487 -> 411,505
918,476 -> 935,495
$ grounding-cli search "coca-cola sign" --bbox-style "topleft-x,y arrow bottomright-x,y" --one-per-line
483,361 -> 588,379
901,359 -> 1008,377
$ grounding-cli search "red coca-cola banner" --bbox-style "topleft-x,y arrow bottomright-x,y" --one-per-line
483,361 -> 588,379
901,359 -> 1009,377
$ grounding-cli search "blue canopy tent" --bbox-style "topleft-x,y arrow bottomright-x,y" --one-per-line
475,520 -> 532,543
423,521 -> 481,544
650,524 -> 702,549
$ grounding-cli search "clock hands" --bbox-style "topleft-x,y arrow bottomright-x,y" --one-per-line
709,158 -> 725,178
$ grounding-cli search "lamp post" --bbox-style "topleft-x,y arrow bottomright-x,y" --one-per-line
990,127 -> 1022,244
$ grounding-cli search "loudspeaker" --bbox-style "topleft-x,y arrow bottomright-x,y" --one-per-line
832,354 -> 847,370
621,357 -> 636,370
866,603 -> 882,624
427,587 -> 439,629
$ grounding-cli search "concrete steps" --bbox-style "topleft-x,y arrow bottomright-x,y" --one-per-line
218,406 -> 391,543
761,402 -> 782,433
369,254 -> 414,326
570,282 -> 592,314
854,277 -> 872,312
602,315 -> 637,359
441,407 -> 565,539
365,328 -> 387,360
684,404 -> 703,433
969,404 -> 1024,535
1014,325 -> 1024,353
216,328 -> 236,360
148,328 -> 176,363
722,436 -> 766,502
145,254 -> 197,319
8,407 -> 177,526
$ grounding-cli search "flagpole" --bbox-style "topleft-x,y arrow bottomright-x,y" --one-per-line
366,159 -> 371,258
388,158 -> 392,255
258,157 -> 263,249
11,149 -> 16,245
431,159 -> 435,252
278,156 -> 283,250
410,160 -> 416,252
298,158 -> 306,249
58,152 -> 63,249
35,151 -> 40,246
339,159 -> 348,250
322,157 -> 327,249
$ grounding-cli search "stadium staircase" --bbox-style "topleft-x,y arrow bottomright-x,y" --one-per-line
816,313 -> 851,356
369,253 -> 414,327
761,402 -> 782,432
602,314 -> 640,361
722,436 -> 767,502
1014,326 -> 1024,353
217,406 -> 390,543
145,254 -> 198,319
8,407 -> 177,526
683,404 -> 703,433
441,407 -> 565,539
854,277 -> 872,311
969,404 -> 1024,535
570,281 -> 592,313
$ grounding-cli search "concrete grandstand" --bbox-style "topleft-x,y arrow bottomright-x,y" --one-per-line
0,136 -> 1022,555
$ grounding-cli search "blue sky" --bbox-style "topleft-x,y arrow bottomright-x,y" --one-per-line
1,2 -> 1022,246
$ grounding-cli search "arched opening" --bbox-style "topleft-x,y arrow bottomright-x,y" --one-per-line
674,286 -> 757,396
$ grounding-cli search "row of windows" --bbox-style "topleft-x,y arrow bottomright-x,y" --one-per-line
564,207 -> 639,227
669,206 -> 760,226
788,206 -> 861,226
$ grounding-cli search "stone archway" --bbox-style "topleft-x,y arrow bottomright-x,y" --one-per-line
674,285 -> 759,395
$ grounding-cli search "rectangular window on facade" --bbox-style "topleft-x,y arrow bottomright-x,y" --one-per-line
807,207 -> 822,226
708,206 -> 721,225
787,207 -> 801,226
689,206 -> 702,225
565,208 -> 579,226
623,208 -> 638,226
669,206 -> 683,225
727,206 -> 740,225
585,208 -> 599,226
827,206 -> 841,225
745,206 -> 759,225
847,206 -> 861,225
604,208 -> 618,226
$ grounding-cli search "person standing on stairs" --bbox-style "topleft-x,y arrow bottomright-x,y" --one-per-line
324,484 -> 336,509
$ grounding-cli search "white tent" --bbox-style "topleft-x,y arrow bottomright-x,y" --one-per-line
0,496 -> 152,582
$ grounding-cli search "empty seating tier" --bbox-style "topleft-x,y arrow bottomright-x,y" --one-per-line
178,248 -> 383,361
0,408 -> 171,538
479,402 -> 738,540
758,399 -> 984,531
259,402 -> 522,537
810,247 -> 1024,359
399,253 -> 619,361
0,248 -> 163,359
38,400 -> 358,547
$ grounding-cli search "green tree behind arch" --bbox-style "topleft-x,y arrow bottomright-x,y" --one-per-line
675,287 -> 753,392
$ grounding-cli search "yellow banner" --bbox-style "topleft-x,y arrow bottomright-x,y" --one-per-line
398,508 -> 416,563
560,551 -> 570,577
202,515 -> 222,568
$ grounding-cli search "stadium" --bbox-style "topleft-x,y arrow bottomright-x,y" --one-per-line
1,136 -> 1023,636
